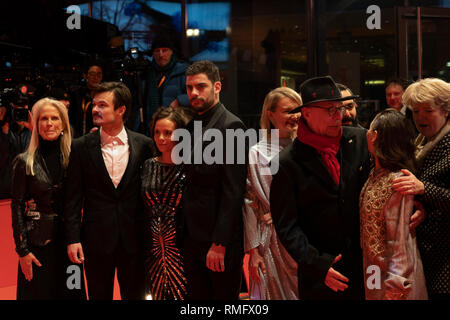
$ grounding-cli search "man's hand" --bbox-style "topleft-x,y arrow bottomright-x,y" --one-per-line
206,243 -> 226,272
248,248 -> 265,282
19,252 -> 42,281
324,254 -> 349,292
67,242 -> 85,264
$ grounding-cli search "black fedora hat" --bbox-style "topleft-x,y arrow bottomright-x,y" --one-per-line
289,76 -> 359,114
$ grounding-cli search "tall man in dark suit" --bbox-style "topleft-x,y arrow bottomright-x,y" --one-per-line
270,76 -> 371,300
64,82 -> 153,300
182,60 -> 248,300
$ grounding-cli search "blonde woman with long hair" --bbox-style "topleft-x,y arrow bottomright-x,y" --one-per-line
243,87 -> 301,299
11,98 -> 85,300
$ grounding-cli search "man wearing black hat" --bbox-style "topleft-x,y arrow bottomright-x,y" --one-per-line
270,76 -> 371,299
140,34 -> 189,135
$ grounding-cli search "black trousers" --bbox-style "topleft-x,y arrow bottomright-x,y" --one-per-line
183,237 -> 242,300
17,238 -> 86,300
83,244 -> 145,300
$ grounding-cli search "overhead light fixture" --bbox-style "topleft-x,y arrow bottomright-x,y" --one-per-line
187,28 -> 200,37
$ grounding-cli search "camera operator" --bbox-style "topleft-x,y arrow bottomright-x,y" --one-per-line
0,88 -> 32,199
135,33 -> 189,136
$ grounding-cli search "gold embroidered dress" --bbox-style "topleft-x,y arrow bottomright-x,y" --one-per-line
359,168 -> 428,300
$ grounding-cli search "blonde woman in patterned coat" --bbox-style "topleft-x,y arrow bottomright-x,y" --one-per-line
361,109 -> 427,300
392,78 -> 450,299
243,87 -> 301,300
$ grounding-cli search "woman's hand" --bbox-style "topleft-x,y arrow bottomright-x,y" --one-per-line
392,169 -> 425,195
262,212 -> 273,225
248,248 -> 266,282
19,252 -> 42,281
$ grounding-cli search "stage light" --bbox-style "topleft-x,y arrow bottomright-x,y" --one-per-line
146,294 -> 153,300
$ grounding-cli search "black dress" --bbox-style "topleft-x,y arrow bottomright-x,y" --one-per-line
141,157 -> 187,300
11,138 -> 86,300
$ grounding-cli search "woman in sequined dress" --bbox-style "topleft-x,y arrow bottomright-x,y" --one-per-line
360,109 -> 427,300
243,87 -> 301,300
141,107 -> 191,300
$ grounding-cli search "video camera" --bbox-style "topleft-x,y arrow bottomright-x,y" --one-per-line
123,47 -> 150,73
0,86 -> 31,126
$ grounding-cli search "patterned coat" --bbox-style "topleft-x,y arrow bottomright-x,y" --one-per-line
415,130 -> 450,297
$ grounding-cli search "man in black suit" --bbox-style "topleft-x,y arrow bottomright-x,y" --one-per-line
64,82 -> 153,300
270,76 -> 371,300
182,60 -> 248,300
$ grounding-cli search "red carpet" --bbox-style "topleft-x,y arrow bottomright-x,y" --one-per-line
1,199 -> 248,300
0,199 -> 121,300
0,199 -> 17,299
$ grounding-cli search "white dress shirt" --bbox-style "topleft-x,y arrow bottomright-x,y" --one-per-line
100,126 -> 129,188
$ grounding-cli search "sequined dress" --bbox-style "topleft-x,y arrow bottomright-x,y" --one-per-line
359,168 -> 428,300
141,158 -> 187,300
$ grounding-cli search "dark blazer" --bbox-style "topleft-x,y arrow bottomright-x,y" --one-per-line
182,103 -> 248,269
270,126 -> 371,300
416,131 -> 450,296
64,128 -> 153,255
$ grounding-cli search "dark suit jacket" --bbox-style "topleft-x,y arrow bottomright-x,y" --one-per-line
64,128 -> 153,255
182,103 -> 248,269
270,126 -> 371,299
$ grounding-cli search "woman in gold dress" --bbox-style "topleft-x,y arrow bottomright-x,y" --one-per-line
360,109 -> 427,300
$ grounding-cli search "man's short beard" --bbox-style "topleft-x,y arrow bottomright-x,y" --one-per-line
342,117 -> 357,127
190,97 -> 215,114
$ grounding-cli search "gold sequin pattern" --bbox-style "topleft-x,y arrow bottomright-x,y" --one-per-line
359,169 -> 396,268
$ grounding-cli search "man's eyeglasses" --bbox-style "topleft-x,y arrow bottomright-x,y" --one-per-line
308,104 -> 346,117
309,102 -> 357,117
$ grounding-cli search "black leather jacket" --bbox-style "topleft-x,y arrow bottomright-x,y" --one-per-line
10,151 -> 65,257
